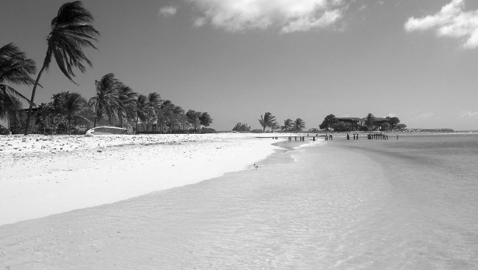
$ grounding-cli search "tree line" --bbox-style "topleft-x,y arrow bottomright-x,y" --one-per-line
232,112 -> 407,133
0,1 -> 212,135
319,113 -> 406,132
232,112 -> 306,133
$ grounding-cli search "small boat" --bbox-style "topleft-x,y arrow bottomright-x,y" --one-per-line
85,126 -> 127,136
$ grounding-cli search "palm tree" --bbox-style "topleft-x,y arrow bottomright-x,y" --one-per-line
60,92 -> 88,134
158,100 -> 181,133
157,100 -> 173,133
258,112 -> 277,132
0,43 -> 36,123
146,92 -> 161,131
364,113 -> 376,131
170,105 -> 185,133
281,119 -> 294,132
89,73 -> 120,126
117,84 -> 137,127
135,94 -> 149,133
293,118 -> 306,132
25,1 -> 99,134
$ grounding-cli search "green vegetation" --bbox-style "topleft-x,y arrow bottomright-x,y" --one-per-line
7,85 -> 213,134
293,118 -> 306,132
319,114 -> 337,131
186,110 -> 213,132
281,119 -> 294,131
364,113 -> 376,131
258,112 -> 277,132
232,122 -> 251,132
0,43 -> 36,125
318,113 -> 406,132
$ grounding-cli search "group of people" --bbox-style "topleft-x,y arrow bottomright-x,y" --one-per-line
321,132 -> 397,141
346,132 -> 360,140
367,133 -> 389,140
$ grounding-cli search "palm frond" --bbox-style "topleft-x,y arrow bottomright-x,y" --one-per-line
44,1 -> 99,84
0,43 -> 37,86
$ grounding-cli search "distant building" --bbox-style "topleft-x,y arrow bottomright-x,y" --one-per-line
333,117 -> 363,131
374,117 -> 390,126
332,116 -> 392,131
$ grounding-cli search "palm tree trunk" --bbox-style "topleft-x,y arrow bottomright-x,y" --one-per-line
93,102 -> 99,127
24,64 -> 46,135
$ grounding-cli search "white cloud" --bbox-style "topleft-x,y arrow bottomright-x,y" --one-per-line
186,0 -> 347,33
404,0 -> 478,49
459,110 -> 478,119
159,6 -> 178,17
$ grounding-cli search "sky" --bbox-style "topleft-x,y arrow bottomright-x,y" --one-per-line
1,0 -> 478,131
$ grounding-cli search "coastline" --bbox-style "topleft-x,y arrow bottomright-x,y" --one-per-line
0,133 -> 295,226
2,134 -> 476,268
0,136 -> 383,269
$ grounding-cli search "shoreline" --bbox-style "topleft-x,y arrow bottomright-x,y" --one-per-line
0,133 -> 300,226
0,137 -> 377,269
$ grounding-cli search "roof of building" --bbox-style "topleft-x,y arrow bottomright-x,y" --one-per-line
334,117 -> 362,122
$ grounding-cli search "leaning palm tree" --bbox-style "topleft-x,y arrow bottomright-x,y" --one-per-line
158,100 -> 174,133
0,43 -> 36,123
135,94 -> 149,133
116,84 -> 137,127
25,1 -> 99,134
293,118 -> 306,132
281,119 -> 294,132
0,91 -> 23,124
171,105 -> 185,133
146,92 -> 161,131
88,73 -> 120,126
258,112 -> 277,132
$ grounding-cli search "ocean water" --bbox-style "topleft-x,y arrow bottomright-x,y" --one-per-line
170,134 -> 478,269
2,134 -> 478,269
142,134 -> 478,269
315,134 -> 478,269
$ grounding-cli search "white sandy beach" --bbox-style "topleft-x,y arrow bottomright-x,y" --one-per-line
0,133 -> 292,226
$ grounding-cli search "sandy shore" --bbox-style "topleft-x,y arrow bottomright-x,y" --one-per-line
0,133 -> 294,226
